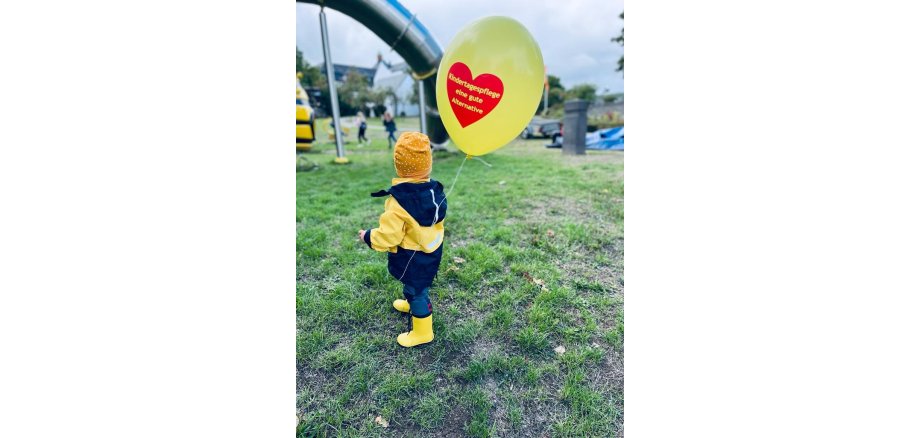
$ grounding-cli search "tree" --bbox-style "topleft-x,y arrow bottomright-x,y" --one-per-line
547,74 -> 563,92
296,47 -> 328,114
337,69 -> 376,116
613,12 -> 624,73
296,47 -> 323,88
566,84 -> 597,102
408,81 -> 419,105
537,74 -> 566,115
601,93 -> 624,103
296,47 -> 304,73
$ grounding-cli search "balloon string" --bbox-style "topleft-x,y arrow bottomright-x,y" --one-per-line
443,155 -> 469,200
396,154 -> 467,283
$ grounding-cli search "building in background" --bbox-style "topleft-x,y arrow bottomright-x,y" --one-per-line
588,96 -> 625,125
314,55 -> 420,118
373,59 -> 418,117
316,63 -> 378,86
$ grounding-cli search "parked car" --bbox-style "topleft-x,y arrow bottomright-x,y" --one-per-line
520,118 -> 562,140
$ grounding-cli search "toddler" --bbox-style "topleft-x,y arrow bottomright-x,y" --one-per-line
359,132 -> 446,347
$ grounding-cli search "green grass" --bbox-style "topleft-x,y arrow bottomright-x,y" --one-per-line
296,122 -> 623,437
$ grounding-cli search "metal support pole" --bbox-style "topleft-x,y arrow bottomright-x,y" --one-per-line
319,8 -> 348,164
543,83 -> 549,115
417,79 -> 427,136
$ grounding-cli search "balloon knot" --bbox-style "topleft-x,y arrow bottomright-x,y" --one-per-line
465,154 -> 473,160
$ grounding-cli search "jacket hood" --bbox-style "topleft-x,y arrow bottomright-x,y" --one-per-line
371,179 -> 447,226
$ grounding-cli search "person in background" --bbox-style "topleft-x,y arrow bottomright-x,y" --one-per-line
356,111 -> 369,145
383,111 -> 397,149
329,119 -> 346,141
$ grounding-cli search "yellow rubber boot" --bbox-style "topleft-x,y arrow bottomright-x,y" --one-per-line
397,315 -> 434,347
393,299 -> 410,313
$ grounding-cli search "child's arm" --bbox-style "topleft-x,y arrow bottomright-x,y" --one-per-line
359,209 -> 405,251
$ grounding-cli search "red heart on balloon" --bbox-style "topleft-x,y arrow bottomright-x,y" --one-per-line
445,62 -> 504,128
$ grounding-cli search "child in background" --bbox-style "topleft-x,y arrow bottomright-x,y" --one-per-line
356,111 -> 368,144
383,111 -> 397,149
328,120 -> 346,141
359,132 -> 445,347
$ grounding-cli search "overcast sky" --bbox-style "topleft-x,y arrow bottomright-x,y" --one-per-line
296,0 -> 624,94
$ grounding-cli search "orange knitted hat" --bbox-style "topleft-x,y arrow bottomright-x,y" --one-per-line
393,131 -> 432,179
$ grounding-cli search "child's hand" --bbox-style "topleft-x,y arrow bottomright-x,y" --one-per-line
358,229 -> 366,241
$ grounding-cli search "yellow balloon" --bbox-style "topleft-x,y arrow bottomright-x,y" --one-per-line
436,17 -> 544,156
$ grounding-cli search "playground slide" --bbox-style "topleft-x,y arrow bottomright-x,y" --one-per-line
298,0 -> 447,144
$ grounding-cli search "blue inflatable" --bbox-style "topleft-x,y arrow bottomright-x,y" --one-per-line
586,126 -> 623,150
546,126 -> 624,150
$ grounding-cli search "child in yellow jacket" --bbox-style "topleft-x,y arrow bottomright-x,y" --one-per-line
359,132 -> 446,347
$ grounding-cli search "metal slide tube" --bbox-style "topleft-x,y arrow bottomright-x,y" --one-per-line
299,0 -> 446,144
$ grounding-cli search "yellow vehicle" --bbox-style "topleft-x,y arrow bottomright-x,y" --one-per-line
296,75 -> 315,150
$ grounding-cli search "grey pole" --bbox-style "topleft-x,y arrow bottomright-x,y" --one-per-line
542,66 -> 549,115
543,83 -> 549,116
417,79 -> 427,135
562,99 -> 589,155
319,8 -> 348,164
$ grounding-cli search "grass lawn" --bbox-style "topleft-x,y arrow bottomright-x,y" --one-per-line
297,119 -> 624,437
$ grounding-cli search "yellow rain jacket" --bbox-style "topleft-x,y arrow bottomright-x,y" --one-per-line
363,177 -> 447,289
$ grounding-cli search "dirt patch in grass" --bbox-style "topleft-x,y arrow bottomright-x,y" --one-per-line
437,401 -> 472,438
557,239 -> 624,291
